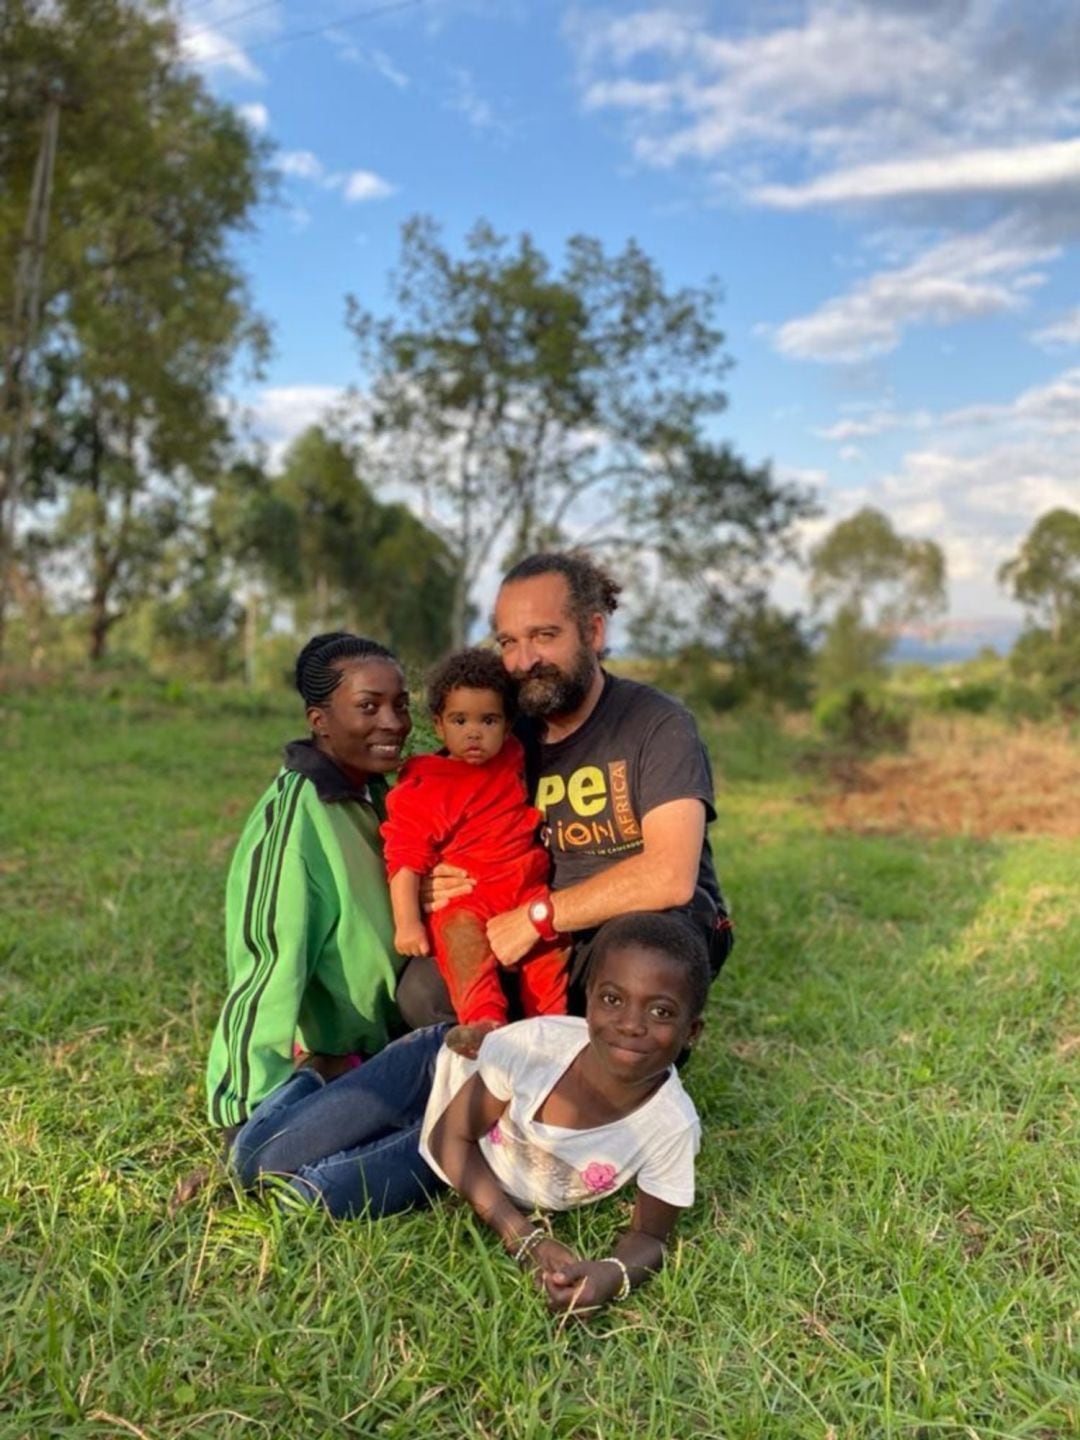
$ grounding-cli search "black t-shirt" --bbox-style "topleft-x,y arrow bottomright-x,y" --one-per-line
518,673 -> 724,916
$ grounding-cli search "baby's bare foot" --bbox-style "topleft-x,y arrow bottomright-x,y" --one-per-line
446,1020 -> 501,1059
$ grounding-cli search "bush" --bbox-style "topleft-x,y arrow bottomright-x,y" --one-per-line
929,678 -> 1000,715
999,681 -> 1056,724
1008,626 -> 1080,717
648,644 -> 739,716
813,686 -> 911,752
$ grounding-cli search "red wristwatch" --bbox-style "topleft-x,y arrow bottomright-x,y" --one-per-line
526,891 -> 559,942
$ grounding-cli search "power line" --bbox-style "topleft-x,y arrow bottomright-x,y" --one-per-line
190,0 -> 429,64
173,0 -> 233,20
181,0 -> 285,49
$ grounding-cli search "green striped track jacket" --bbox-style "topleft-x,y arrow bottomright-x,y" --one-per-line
206,743 -> 403,1129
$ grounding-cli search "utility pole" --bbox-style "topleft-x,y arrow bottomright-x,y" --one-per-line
0,92 -> 61,663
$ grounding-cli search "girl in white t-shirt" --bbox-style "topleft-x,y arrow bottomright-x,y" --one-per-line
422,911 -> 707,1314
231,911 -> 708,1316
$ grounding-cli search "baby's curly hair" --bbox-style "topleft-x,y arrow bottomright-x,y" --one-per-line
426,647 -> 517,719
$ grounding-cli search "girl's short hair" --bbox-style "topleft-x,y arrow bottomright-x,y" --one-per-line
588,912 -> 710,1017
295,632 -> 398,707
426,647 -> 517,719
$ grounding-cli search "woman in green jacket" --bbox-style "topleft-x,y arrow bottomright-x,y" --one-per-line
205,631 -> 412,1144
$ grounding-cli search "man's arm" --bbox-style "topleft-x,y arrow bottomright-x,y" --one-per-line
487,796 -> 706,965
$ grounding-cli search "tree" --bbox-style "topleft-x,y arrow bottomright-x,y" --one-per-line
270,426 -> 381,634
348,217 -> 815,647
809,507 -> 946,686
998,508 -> 1080,645
246,425 -> 459,663
2,0 -> 270,660
720,601 -> 816,709
999,509 -> 1080,714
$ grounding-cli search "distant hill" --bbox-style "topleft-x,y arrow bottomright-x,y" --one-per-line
890,617 -> 1022,665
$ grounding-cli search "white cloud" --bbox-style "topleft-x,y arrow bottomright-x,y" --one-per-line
448,67 -> 510,137
180,27 -> 264,83
785,358 -> 1080,617
242,386 -> 351,467
772,222 -> 1057,363
888,497 -> 948,534
753,139 -> 1080,209
774,463 -> 829,490
816,409 -> 933,441
276,151 -> 397,204
882,444 -> 1079,527
795,442 -> 1075,617
179,0 -> 284,83
1031,306 -> 1080,350
343,170 -> 397,203
584,78 -> 676,115
278,150 -> 325,180
328,31 -> 410,88
942,368 -> 1080,436
567,3 -> 1080,224
564,4 -> 1080,618
371,49 -> 410,89
238,102 -> 270,133
813,365 -> 1080,459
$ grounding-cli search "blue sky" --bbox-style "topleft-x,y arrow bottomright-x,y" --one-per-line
181,0 -> 1080,635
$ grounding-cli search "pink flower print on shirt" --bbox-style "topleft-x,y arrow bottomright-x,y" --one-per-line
487,1123 -> 504,1145
581,1161 -> 617,1193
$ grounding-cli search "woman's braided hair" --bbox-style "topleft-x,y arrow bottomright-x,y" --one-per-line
294,632 -> 398,707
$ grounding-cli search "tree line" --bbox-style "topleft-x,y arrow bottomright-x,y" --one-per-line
3,1 -> 1076,713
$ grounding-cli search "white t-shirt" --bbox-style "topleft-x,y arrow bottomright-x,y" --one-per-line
418,1016 -> 700,1212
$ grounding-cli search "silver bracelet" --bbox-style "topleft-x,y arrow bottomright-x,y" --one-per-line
600,1255 -> 632,1301
511,1227 -> 547,1265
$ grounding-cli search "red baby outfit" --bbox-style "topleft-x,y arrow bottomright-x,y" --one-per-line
381,736 -> 567,1025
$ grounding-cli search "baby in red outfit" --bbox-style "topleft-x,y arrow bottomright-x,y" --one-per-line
382,648 -> 568,1057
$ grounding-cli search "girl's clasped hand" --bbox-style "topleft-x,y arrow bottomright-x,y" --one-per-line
538,1253 -> 627,1315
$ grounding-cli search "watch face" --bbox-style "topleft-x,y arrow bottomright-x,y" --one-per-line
529,900 -> 549,924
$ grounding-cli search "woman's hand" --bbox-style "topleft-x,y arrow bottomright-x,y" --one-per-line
394,922 -> 431,957
542,1258 -> 625,1315
420,864 -> 475,913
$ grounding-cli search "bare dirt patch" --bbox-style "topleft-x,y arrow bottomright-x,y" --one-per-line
818,720 -> 1080,838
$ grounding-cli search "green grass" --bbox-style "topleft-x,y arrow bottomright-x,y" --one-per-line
1,687 -> 1077,1439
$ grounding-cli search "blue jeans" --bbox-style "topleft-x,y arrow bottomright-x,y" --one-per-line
231,1024 -> 450,1219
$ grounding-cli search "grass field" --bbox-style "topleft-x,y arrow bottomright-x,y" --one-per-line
1,681 -> 1078,1439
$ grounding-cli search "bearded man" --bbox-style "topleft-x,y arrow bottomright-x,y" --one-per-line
396,550 -> 732,1026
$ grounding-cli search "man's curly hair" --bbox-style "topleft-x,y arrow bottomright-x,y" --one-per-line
426,647 -> 517,719
499,549 -> 622,655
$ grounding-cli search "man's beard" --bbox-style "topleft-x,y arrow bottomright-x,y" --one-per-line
513,646 -> 597,720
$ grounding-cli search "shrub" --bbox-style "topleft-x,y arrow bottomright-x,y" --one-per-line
813,685 -> 911,752
999,681 -> 1055,724
930,679 -> 1000,715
